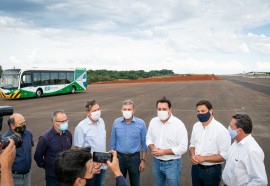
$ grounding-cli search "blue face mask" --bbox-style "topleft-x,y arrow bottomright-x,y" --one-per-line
59,122 -> 68,131
228,126 -> 238,138
197,112 -> 211,122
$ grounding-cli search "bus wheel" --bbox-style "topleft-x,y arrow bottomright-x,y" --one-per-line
36,89 -> 43,97
71,86 -> 76,94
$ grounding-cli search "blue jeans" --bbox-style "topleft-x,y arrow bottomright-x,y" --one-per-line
92,169 -> 106,186
45,175 -> 57,186
118,152 -> 140,186
153,158 -> 181,186
191,164 -> 222,186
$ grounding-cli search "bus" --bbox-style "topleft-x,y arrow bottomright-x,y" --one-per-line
0,67 -> 87,99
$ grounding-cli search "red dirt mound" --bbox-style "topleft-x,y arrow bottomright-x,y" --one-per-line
93,75 -> 222,84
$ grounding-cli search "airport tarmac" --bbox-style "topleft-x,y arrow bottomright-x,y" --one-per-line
1,75 -> 269,185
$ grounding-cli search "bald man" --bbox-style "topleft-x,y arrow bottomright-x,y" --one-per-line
3,113 -> 34,186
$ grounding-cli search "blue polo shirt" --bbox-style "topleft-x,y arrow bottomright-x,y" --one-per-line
34,127 -> 72,177
3,129 -> 34,173
110,116 -> 148,154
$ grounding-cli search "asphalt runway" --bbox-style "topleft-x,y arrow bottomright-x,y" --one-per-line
1,75 -> 269,185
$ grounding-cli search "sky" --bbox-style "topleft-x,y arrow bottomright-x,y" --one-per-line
0,0 -> 270,75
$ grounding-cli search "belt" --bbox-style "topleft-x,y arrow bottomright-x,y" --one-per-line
198,164 -> 221,169
117,151 -> 140,157
12,170 -> 30,175
156,158 -> 176,162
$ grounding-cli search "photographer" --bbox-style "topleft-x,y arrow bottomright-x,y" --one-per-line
3,113 -> 34,186
0,139 -> 16,186
55,149 -> 129,186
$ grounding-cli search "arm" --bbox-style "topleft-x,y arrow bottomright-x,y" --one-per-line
139,151 -> 147,172
109,123 -> 117,150
34,136 -> 47,168
0,139 -> 16,186
73,125 -> 84,148
107,150 -> 130,186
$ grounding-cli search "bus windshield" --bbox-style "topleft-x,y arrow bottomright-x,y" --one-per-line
0,74 -> 20,89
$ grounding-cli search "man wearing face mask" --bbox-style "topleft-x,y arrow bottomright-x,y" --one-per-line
74,100 -> 107,186
222,113 -> 268,186
110,99 -> 147,186
34,110 -> 72,186
189,100 -> 231,186
146,96 -> 188,186
3,113 -> 34,186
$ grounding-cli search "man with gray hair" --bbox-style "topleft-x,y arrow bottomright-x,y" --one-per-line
110,99 -> 148,186
34,110 -> 72,186
222,113 -> 268,186
74,100 -> 107,186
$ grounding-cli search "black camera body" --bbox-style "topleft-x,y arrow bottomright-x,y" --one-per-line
93,152 -> 113,164
0,106 -> 22,151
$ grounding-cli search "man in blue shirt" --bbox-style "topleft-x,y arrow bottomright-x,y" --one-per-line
34,110 -> 72,186
74,99 -> 107,186
3,113 -> 34,186
110,99 -> 148,186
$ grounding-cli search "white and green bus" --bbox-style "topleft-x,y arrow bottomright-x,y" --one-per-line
0,67 -> 87,99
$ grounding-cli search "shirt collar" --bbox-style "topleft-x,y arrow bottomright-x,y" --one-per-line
86,116 -> 99,125
121,116 -> 136,123
238,134 -> 252,145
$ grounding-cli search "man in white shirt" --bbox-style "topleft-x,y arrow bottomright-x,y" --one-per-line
189,100 -> 231,186
222,113 -> 268,186
146,96 -> 188,186
73,100 -> 107,186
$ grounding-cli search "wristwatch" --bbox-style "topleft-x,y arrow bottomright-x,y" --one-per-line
141,158 -> 146,161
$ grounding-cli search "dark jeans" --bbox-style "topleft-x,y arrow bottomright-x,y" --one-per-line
45,175 -> 57,186
191,164 -> 222,186
118,152 -> 140,186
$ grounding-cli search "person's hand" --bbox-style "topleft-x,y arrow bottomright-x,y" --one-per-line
191,155 -> 199,165
194,155 -> 206,164
139,160 -> 145,172
106,150 -> 122,177
92,162 -> 102,174
151,148 -> 165,156
0,139 -> 16,169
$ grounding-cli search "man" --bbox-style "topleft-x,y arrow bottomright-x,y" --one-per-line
189,100 -> 231,186
222,113 -> 268,186
34,110 -> 72,186
3,113 -> 34,186
55,149 -> 129,186
74,100 -> 107,186
110,99 -> 147,186
146,96 -> 188,186
0,139 -> 16,186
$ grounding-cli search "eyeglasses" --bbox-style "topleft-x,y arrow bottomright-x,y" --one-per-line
55,119 -> 68,124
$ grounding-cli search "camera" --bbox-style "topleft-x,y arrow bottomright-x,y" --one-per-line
0,133 -> 22,151
93,152 -> 113,163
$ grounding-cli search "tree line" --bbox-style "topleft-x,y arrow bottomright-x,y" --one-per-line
87,69 -> 174,83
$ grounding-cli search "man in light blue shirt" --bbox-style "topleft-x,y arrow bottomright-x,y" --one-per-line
110,99 -> 148,186
74,100 -> 106,186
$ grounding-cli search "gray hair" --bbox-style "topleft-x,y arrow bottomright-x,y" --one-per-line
51,110 -> 66,122
85,100 -> 97,111
123,99 -> 135,108
232,113 -> 252,134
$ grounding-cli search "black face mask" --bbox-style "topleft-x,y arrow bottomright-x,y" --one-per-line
15,125 -> 26,134
84,178 -> 93,186
197,112 -> 211,123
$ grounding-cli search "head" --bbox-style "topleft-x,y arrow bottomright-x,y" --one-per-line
196,100 -> 213,123
122,99 -> 135,120
85,100 -> 101,122
8,113 -> 26,134
156,96 -> 172,121
55,148 -> 94,186
51,110 -> 68,133
228,113 -> 252,141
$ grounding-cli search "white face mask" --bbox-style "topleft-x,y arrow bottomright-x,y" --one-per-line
123,111 -> 133,119
157,111 -> 169,121
91,110 -> 101,121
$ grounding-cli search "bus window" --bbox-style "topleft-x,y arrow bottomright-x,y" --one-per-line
21,74 -> 32,87
50,72 -> 58,85
41,72 -> 50,85
59,72 -> 66,84
67,72 -> 74,83
33,72 -> 41,86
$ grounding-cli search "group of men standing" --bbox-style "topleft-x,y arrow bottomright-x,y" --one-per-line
4,97 -> 268,186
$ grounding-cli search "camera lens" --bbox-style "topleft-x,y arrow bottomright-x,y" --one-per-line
0,133 -> 22,151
